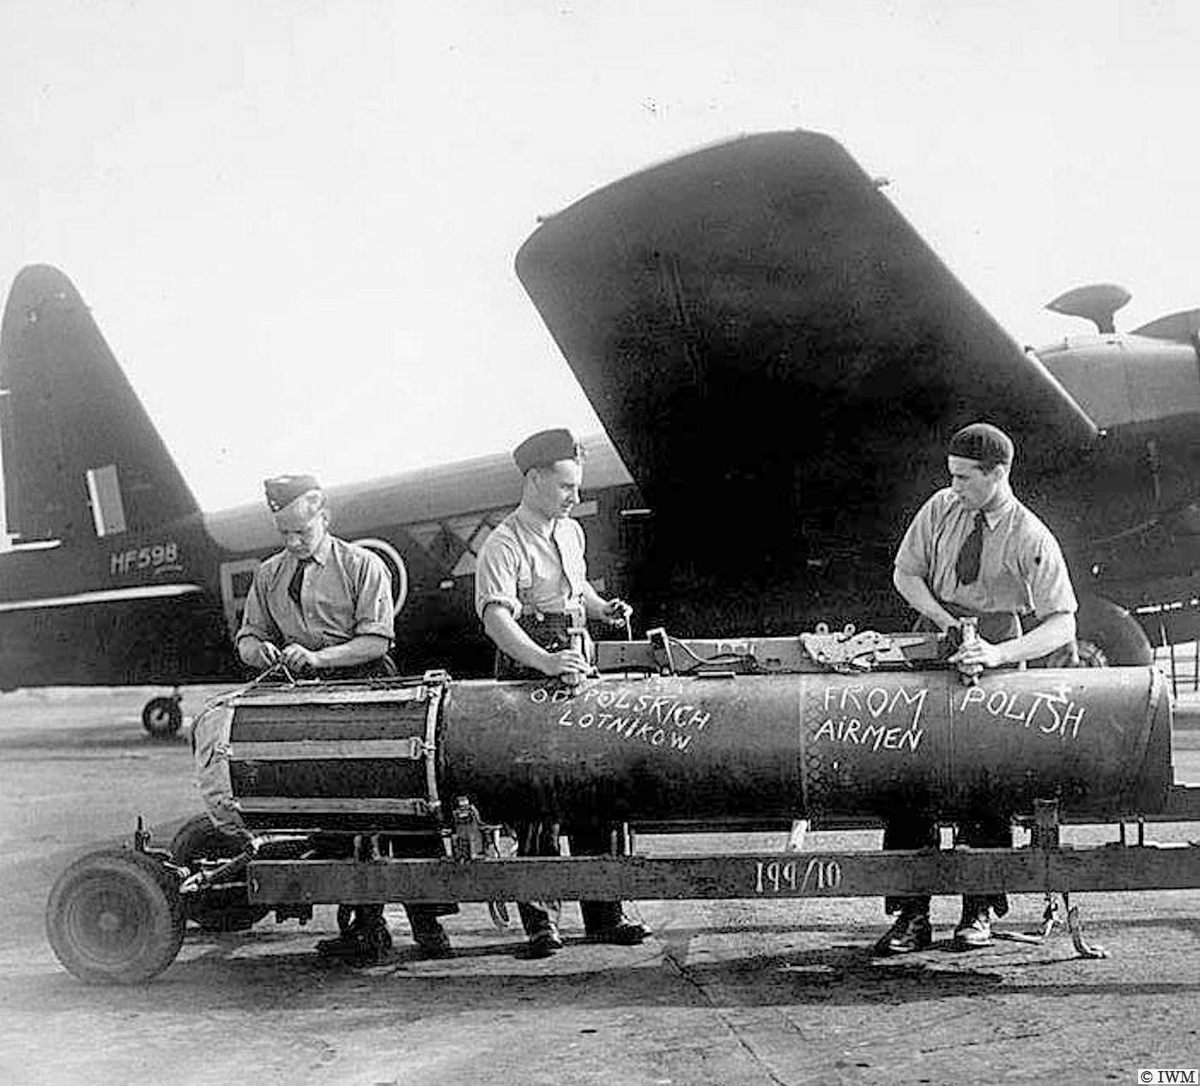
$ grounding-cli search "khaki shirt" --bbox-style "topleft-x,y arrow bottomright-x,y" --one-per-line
894,488 -> 1077,620
237,534 -> 394,652
474,503 -> 588,622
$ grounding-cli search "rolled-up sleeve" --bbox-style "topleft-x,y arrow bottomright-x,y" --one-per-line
1023,530 -> 1078,619
894,496 -> 937,578
353,552 -> 395,640
236,565 -> 281,647
475,533 -> 522,621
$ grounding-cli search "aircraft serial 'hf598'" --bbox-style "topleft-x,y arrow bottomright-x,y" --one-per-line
3,130 -> 1198,736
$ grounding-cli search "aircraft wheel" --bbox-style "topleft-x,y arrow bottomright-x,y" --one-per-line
1076,596 -> 1153,668
169,815 -> 269,932
46,849 -> 185,985
142,696 -> 182,739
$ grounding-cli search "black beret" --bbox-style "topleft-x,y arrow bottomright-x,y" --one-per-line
264,474 -> 321,512
948,423 -> 1014,468
513,428 -> 584,474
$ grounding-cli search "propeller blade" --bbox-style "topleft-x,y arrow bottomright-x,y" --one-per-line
1131,308 -> 1200,342
1046,283 -> 1131,334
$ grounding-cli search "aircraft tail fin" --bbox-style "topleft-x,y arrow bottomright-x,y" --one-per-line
0,265 -> 199,545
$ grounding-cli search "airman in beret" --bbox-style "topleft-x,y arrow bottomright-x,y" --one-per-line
876,421 -> 1079,957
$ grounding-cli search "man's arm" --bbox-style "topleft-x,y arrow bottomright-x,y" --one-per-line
954,518 -> 1080,670
580,582 -> 632,627
482,603 -> 590,677
237,568 -> 284,669
280,634 -> 390,673
893,568 -> 959,633
952,611 -> 1076,670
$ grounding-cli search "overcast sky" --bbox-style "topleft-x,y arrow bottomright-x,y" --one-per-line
1,1 -> 1196,509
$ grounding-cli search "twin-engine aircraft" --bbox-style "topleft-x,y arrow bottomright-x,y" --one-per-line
0,262 -> 640,734
2,130 -> 1197,735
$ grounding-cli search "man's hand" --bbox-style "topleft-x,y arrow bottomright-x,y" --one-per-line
539,647 -> 592,678
252,640 -> 282,670
949,637 -> 1006,672
281,643 -> 321,673
600,597 -> 633,627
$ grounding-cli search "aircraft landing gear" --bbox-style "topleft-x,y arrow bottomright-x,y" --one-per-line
141,691 -> 183,739
1076,596 -> 1154,668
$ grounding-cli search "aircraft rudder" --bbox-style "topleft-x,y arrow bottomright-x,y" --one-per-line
0,264 -> 199,545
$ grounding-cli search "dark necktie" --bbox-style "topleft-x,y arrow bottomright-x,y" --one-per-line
288,558 -> 312,607
955,512 -> 986,586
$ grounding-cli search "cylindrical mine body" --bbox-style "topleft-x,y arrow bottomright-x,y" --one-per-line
440,667 -> 1173,826
225,666 -> 1173,833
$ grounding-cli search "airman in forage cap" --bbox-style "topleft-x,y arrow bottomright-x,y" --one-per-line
229,474 -> 456,964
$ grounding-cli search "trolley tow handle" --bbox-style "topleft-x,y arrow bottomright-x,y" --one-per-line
178,850 -> 253,895
994,893 -> 1061,945
175,833 -> 309,895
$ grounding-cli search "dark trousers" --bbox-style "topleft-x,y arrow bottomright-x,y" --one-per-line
346,903 -> 453,931
514,820 -> 627,937
889,609 -> 1017,918
495,638 -> 628,937
336,831 -> 457,933
883,812 -> 1010,918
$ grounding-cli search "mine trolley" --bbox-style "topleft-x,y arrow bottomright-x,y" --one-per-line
45,625 -> 1200,983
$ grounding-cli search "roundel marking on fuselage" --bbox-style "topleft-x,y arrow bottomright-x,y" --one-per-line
353,537 -> 409,616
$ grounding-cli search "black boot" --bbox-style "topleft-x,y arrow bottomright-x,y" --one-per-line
872,905 -> 932,956
526,924 -> 564,959
316,906 -> 393,965
581,902 -> 651,945
953,896 -> 994,951
409,915 -> 453,959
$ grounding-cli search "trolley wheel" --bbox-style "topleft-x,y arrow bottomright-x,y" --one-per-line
46,848 -> 185,985
142,696 -> 183,739
169,815 -> 269,932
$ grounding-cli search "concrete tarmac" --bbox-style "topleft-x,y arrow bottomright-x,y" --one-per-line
1,684 -> 1198,1085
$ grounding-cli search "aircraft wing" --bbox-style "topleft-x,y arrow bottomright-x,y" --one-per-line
515,131 -> 1098,593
